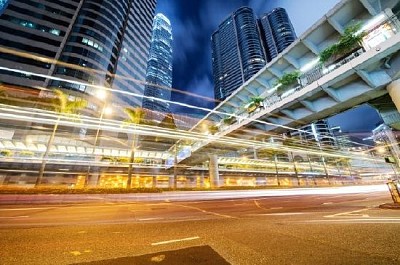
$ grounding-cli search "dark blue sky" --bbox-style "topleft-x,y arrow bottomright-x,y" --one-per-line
155,0 -> 383,134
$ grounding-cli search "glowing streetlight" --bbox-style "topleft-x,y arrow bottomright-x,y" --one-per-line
96,89 -> 107,100
377,146 -> 386,153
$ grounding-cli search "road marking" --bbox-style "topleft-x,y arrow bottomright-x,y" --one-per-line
173,204 -> 237,219
270,207 -> 283,210
70,251 -> 82,256
253,200 -> 265,210
151,236 -> 200,246
151,255 -> 166,262
306,218 -> 400,223
0,216 -> 29,219
322,202 -> 333,205
248,212 -> 306,216
138,217 -> 164,221
324,208 -> 370,218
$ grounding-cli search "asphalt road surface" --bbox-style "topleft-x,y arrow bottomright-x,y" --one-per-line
1,185 -> 400,264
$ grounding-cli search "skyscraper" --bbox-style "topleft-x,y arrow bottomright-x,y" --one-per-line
259,8 -> 297,62
0,0 -> 9,15
211,7 -> 296,103
0,0 -> 156,109
288,120 -> 336,147
142,13 -> 173,122
211,7 -> 266,102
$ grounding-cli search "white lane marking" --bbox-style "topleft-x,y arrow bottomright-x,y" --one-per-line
324,208 -> 371,218
248,212 -> 306,216
322,202 -> 333,205
0,216 -> 29,219
307,218 -> 400,223
151,236 -> 200,246
138,217 -> 164,221
270,207 -> 283,210
173,204 -> 237,219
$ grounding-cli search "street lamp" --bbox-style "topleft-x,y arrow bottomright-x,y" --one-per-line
85,90 -> 113,186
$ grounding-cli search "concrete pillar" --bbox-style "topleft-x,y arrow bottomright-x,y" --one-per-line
387,80 -> 400,112
152,176 -> 157,188
197,172 -> 204,188
209,154 -> 220,188
0,175 -> 6,185
87,174 -> 99,187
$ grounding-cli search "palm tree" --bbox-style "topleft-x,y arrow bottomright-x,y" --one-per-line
0,86 -> 8,102
35,89 -> 87,187
124,107 -> 145,188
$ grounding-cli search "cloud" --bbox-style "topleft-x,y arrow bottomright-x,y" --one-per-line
171,75 -> 214,113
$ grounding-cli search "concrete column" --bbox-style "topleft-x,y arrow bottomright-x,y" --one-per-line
169,175 -> 174,188
152,176 -> 157,188
209,154 -> 220,188
87,174 -> 99,187
197,172 -> 204,188
387,80 -> 400,112
0,175 -> 6,185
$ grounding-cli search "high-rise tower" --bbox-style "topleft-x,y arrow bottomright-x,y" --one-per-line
0,0 -> 9,15
258,8 -> 296,62
0,0 -> 156,109
142,13 -> 173,122
211,7 -> 266,102
211,7 -> 296,103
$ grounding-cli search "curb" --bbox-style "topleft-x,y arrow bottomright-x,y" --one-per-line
379,203 -> 400,209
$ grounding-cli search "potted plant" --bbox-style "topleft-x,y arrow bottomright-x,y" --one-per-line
276,71 -> 301,96
319,23 -> 366,64
245,96 -> 264,113
0,150 -> 12,157
19,151 -> 34,157
208,124 -> 219,135
222,115 -> 237,125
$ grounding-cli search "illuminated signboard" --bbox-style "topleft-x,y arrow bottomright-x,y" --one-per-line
0,0 -> 9,16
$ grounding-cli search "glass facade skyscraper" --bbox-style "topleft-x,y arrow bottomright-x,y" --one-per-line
211,7 -> 296,103
211,7 -> 266,102
142,13 -> 173,121
259,8 -> 296,62
0,0 -> 9,15
0,0 -> 156,109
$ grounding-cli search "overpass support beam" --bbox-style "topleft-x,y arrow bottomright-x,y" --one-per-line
209,154 -> 220,188
387,80 -> 400,112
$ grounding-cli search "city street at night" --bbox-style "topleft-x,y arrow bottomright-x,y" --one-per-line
1,186 -> 400,264
2,0 -> 400,264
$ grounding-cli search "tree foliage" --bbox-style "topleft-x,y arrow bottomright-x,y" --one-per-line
319,23 -> 366,63
124,107 -> 145,125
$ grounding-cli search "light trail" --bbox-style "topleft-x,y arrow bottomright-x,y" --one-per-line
0,103 -> 388,164
0,66 -> 339,140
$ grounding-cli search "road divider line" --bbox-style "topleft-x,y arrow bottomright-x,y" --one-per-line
151,236 -> 200,246
253,200 -> 268,211
324,207 -> 370,218
173,204 -> 237,219
138,217 -> 164,221
249,212 -> 306,216
306,218 -> 400,223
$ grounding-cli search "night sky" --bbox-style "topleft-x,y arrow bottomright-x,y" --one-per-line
155,0 -> 383,134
